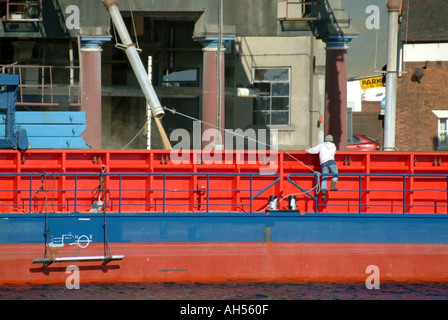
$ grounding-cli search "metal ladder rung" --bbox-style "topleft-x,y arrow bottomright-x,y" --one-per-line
32,255 -> 124,267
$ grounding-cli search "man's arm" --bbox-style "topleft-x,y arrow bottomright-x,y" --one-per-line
305,145 -> 321,154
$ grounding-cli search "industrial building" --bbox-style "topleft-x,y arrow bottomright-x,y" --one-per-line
1,0 -> 358,150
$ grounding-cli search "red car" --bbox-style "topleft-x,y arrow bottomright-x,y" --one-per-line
347,134 -> 380,151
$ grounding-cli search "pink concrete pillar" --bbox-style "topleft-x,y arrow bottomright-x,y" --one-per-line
80,36 -> 110,149
324,35 -> 356,151
198,36 -> 234,150
201,41 -> 225,150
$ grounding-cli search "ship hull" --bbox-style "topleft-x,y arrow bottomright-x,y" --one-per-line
2,243 -> 448,284
1,150 -> 448,284
1,212 -> 448,284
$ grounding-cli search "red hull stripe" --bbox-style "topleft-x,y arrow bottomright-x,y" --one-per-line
2,242 -> 448,284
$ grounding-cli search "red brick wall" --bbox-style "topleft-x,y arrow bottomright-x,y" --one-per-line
395,61 -> 448,151
353,61 -> 448,151
352,101 -> 383,145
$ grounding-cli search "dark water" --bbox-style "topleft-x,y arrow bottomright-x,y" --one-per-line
1,281 -> 448,300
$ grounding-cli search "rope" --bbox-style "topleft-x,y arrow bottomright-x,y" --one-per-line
91,165 -> 112,261
43,204 -> 52,261
128,0 -> 140,49
162,106 -> 319,174
121,122 -> 147,149
112,20 -> 119,46
91,166 -> 105,199
33,172 -> 57,213
34,172 -> 58,263
91,165 -> 110,213
103,207 -> 111,260
161,106 -> 322,204
33,172 -> 46,200
31,171 -> 58,263
119,105 -> 323,204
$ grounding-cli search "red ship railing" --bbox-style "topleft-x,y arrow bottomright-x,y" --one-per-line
0,171 -> 280,214
0,150 -> 446,215
287,172 -> 448,214
0,171 -> 446,215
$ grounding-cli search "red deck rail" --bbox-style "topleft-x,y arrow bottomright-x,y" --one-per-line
0,150 -> 446,214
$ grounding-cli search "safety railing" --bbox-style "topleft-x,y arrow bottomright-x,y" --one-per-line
0,0 -> 43,22
1,170 -> 447,215
0,64 -> 81,107
287,172 -> 448,214
0,171 -> 280,214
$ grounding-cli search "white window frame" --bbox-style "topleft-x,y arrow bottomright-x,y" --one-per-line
432,110 -> 448,150
252,67 -> 291,126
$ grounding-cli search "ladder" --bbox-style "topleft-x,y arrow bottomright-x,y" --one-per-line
32,172 -> 124,269
32,255 -> 125,268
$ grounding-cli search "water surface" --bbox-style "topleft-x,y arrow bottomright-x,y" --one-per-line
1,281 -> 447,300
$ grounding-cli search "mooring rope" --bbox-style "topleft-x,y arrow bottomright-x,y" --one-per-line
161,106 -> 322,200
91,165 -> 112,260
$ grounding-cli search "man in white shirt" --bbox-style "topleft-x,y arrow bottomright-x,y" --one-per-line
305,134 -> 339,201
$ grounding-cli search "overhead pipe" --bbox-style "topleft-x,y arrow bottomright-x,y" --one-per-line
102,0 -> 164,119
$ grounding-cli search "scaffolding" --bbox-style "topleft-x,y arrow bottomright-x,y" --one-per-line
0,0 -> 43,22
0,64 -> 81,107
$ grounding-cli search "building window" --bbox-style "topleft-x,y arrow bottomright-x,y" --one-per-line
252,68 -> 290,126
438,118 -> 448,148
432,111 -> 448,150
162,68 -> 199,87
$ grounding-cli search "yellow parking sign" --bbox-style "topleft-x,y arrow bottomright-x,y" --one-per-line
360,76 -> 384,90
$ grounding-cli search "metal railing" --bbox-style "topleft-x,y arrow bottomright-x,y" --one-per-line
0,64 -> 81,107
1,171 -> 447,215
0,171 -> 280,214
0,0 -> 43,22
287,172 -> 448,214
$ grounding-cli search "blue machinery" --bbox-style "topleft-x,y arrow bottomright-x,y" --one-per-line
0,73 -> 28,150
0,73 -> 88,149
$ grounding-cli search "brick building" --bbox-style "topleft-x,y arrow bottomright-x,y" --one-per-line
396,0 -> 448,151
397,61 -> 448,151
346,0 -> 448,151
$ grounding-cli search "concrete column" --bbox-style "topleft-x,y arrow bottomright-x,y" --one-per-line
198,36 -> 234,150
102,44 -> 113,149
80,35 -> 111,149
324,35 -> 356,151
200,37 -> 225,150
